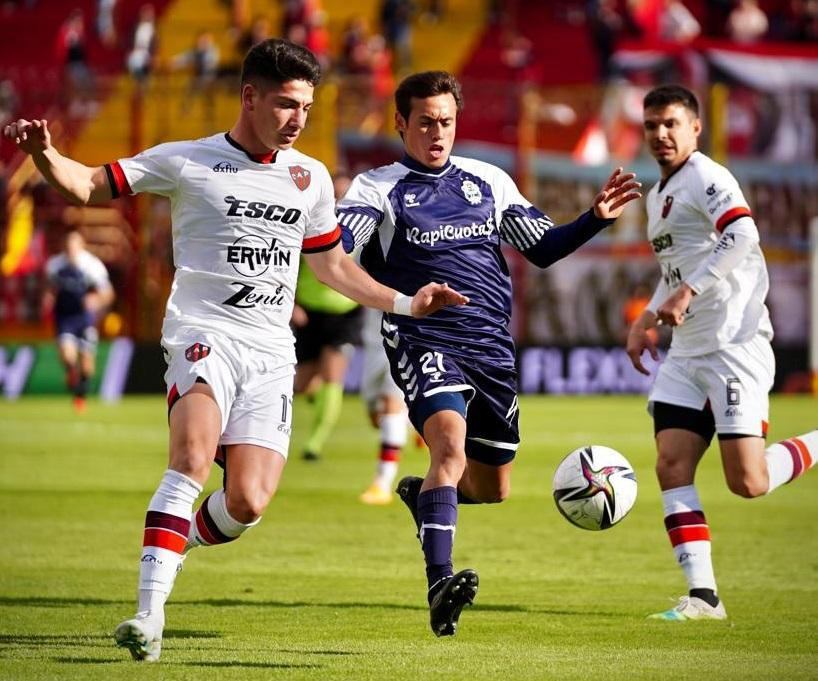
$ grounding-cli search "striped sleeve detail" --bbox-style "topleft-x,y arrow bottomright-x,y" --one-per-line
715,206 -> 751,232
499,206 -> 554,251
302,225 -> 341,253
104,161 -> 131,198
338,209 -> 379,249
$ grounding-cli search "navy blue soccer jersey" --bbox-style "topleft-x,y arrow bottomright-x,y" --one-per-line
338,154 -> 611,368
45,250 -> 111,321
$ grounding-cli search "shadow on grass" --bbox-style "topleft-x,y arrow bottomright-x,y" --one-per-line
278,649 -> 362,656
53,657 -> 120,665
183,661 -> 322,669
0,596 -> 621,618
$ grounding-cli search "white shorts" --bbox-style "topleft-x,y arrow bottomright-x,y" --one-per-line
648,334 -> 775,437
162,330 -> 295,456
360,308 -> 404,411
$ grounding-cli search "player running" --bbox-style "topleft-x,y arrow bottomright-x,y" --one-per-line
44,229 -> 114,411
337,70 -> 641,636
3,39 -> 467,662
626,84 -> 818,621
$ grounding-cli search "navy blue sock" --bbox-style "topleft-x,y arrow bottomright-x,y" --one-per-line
417,486 -> 458,594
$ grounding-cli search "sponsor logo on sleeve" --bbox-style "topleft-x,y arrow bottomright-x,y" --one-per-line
289,165 -> 311,191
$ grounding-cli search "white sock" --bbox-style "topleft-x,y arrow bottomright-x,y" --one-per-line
380,412 -> 408,448
187,488 -> 260,549
765,430 -> 818,494
661,485 -> 717,593
138,469 -> 202,619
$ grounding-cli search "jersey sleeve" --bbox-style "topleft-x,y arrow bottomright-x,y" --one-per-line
336,172 -> 385,253
690,159 -> 752,233
302,164 -> 341,253
493,167 -> 556,251
107,141 -> 190,198
86,254 -> 112,291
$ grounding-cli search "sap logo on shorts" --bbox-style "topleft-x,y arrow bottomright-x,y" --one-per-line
662,195 -> 674,218
461,180 -> 482,205
725,406 -> 743,418
213,161 -> 238,174
289,165 -> 311,191
224,196 -> 302,224
227,234 -> 292,277
223,282 -> 285,309
185,343 -> 211,362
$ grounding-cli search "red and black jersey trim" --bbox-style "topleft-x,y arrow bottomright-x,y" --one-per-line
302,225 -> 342,253
104,161 -> 131,198
224,132 -> 277,164
715,206 -> 752,233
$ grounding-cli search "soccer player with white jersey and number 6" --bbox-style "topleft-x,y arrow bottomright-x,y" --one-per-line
3,39 -> 467,662
626,84 -> 818,621
338,70 -> 642,637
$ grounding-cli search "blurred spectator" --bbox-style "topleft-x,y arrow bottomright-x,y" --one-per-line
126,4 -> 157,87
360,34 -> 394,135
627,0 -> 663,40
287,22 -> 309,46
282,0 -> 309,37
0,76 -> 19,126
380,0 -> 413,72
500,27 -> 535,81
727,0 -> 768,43
659,0 -> 701,42
587,0 -> 624,82
236,14 -> 271,57
172,31 -> 220,129
306,9 -> 331,72
96,0 -> 117,47
340,16 -> 369,74
55,8 -> 96,117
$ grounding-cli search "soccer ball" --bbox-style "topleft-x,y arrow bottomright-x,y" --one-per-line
552,445 -> 637,531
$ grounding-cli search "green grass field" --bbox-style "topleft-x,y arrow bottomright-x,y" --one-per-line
1,394 -> 816,680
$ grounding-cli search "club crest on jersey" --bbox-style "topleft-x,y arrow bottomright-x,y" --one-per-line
461,180 -> 482,205
289,165 -> 311,191
185,343 -> 211,362
662,195 -> 674,218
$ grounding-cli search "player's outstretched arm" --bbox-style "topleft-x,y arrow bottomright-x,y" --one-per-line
304,243 -> 468,318
3,119 -> 112,205
626,309 -> 659,376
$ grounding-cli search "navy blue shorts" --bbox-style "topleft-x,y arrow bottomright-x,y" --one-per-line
383,329 -> 520,466
56,313 -> 98,350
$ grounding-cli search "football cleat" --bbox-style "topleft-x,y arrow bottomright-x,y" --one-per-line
359,483 -> 393,505
114,613 -> 163,662
396,476 -> 423,533
429,569 -> 479,637
302,450 -> 320,462
648,595 -> 727,621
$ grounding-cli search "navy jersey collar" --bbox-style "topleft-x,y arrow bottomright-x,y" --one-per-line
399,153 -> 452,175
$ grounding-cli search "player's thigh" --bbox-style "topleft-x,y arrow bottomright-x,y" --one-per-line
701,336 -> 774,438
317,345 -> 350,383
168,382 -> 222,484
57,334 -> 79,365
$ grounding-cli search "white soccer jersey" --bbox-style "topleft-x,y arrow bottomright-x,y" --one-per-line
46,249 -> 111,291
645,150 -> 772,356
108,133 -> 340,360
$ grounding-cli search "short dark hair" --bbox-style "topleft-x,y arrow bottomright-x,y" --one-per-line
240,38 -> 322,91
395,71 -> 464,121
643,84 -> 699,117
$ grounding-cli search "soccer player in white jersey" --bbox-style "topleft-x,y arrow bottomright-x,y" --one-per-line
626,84 -> 818,621
337,71 -> 642,636
44,229 -> 114,411
3,39 -> 467,662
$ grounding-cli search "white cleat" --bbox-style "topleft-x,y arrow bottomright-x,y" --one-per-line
648,595 -> 728,621
114,614 -> 163,661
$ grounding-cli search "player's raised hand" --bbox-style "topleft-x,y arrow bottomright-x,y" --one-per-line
3,119 -> 52,156
593,167 -> 641,219
411,282 -> 469,317
626,319 -> 659,376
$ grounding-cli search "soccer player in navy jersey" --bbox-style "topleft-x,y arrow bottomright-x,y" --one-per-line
337,70 -> 642,637
44,229 -> 114,411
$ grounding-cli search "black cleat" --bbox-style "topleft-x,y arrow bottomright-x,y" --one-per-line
302,450 -> 320,462
429,569 -> 479,637
396,475 -> 423,533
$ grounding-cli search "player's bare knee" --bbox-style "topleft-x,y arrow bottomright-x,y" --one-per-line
226,490 -> 270,523
726,473 -> 767,499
